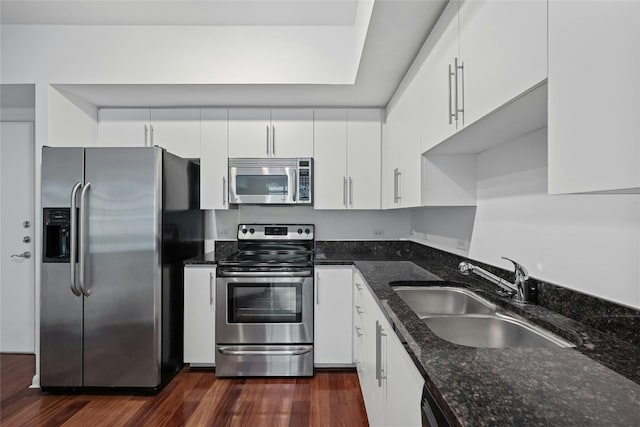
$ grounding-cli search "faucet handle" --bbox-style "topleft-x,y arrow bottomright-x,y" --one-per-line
501,257 -> 529,280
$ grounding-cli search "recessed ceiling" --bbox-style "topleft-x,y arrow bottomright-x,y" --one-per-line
0,0 -> 359,26
2,0 -> 447,107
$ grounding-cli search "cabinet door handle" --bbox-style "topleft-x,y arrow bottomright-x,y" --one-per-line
222,176 -> 227,206
266,125 -> 270,155
455,57 -> 465,125
348,176 -> 353,207
144,125 -> 149,146
354,282 -> 362,291
343,177 -> 348,207
393,169 -> 397,203
209,272 -> 214,306
448,63 -> 455,125
375,321 -> 381,385
380,326 -> 387,381
355,326 -> 363,337
150,124 -> 154,146
271,124 -> 276,156
355,305 -> 363,315
315,272 -> 319,305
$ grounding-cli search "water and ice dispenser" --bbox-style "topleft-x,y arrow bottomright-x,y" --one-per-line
42,208 -> 72,262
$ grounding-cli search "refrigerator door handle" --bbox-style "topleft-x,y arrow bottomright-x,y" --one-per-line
69,182 -> 82,297
78,182 -> 91,297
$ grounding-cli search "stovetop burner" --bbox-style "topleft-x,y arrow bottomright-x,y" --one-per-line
218,224 -> 315,270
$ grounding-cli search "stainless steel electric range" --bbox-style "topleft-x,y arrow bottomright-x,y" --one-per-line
215,224 -> 315,377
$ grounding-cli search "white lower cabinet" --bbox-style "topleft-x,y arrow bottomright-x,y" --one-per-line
354,270 -> 425,427
314,266 -> 354,366
183,265 -> 216,366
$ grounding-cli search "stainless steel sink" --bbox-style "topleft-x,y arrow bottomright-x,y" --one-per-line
422,314 -> 573,348
393,286 -> 574,348
394,286 -> 496,316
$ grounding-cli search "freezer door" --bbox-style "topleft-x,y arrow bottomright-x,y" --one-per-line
40,147 -> 84,387
82,148 -> 162,387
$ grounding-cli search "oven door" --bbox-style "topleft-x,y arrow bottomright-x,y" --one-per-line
228,164 -> 296,204
216,274 -> 313,344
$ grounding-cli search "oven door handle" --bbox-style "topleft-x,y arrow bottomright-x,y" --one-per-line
218,270 -> 313,277
217,346 -> 312,356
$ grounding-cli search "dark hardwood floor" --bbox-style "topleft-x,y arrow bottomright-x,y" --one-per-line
0,354 -> 368,426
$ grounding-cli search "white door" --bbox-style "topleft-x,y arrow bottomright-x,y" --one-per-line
150,109 -> 201,158
347,109 -> 381,209
459,0 -> 547,127
228,108 -> 271,158
200,109 -> 229,210
420,0 -> 460,152
98,108 -> 150,147
183,266 -> 216,365
0,122 -> 35,353
314,266 -> 353,365
270,109 -> 314,158
313,109 -> 348,209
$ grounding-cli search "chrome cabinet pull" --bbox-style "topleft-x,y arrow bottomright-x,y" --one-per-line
455,57 -> 465,125
78,182 -> 91,297
354,282 -> 362,291
222,176 -> 227,206
348,176 -> 353,207
150,124 -> 154,146
144,125 -> 149,146
448,63 -> 455,125
266,125 -> 270,155
355,326 -> 363,337
315,272 -> 319,305
209,272 -> 214,305
380,326 -> 388,381
271,124 -> 276,156
69,182 -> 82,296
397,170 -> 402,203
375,321 -> 381,385
355,305 -> 363,315
343,177 -> 347,207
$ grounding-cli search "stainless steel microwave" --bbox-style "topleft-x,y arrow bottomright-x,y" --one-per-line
228,158 -> 313,205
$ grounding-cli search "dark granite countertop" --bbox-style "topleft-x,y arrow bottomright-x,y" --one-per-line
316,250 -> 640,426
184,251 -> 220,265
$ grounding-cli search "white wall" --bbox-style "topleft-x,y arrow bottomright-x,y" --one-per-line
206,206 -> 411,251
411,128 -> 640,309
48,86 -> 98,146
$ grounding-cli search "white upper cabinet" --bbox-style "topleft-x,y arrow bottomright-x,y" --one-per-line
98,108 -> 201,158
548,0 -> 640,194
98,108 -> 151,147
346,109 -> 381,209
459,0 -> 547,127
149,109 -> 201,159
419,0 -> 461,153
228,108 -> 271,158
200,109 -> 229,210
314,109 -> 348,209
314,109 -> 381,210
228,108 -> 313,158
270,109 -> 314,158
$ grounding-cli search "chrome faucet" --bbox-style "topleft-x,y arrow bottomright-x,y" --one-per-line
458,257 -> 532,304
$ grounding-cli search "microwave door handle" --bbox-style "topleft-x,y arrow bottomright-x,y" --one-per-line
291,168 -> 297,202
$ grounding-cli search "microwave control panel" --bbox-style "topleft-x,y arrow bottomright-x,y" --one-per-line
297,159 -> 312,203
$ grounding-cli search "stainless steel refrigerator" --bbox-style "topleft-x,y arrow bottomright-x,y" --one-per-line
40,147 -> 203,392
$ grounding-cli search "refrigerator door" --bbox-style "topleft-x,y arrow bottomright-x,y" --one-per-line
82,147 -> 162,387
40,147 -> 84,387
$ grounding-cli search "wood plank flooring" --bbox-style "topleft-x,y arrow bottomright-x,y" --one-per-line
0,354 -> 368,426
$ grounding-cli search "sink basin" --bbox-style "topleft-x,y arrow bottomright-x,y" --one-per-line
423,314 -> 574,348
393,286 -> 574,348
394,286 -> 496,316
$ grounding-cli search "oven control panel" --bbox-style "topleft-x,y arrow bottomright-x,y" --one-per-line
238,224 -> 314,240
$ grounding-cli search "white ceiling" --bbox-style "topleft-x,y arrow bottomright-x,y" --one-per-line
0,0 -> 359,26
2,0 -> 447,107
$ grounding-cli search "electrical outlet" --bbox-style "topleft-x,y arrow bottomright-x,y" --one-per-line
373,229 -> 384,238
